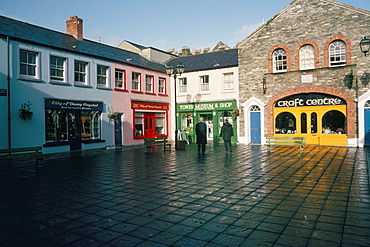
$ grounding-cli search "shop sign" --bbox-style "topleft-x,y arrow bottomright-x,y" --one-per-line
275,93 -> 346,108
0,89 -> 7,96
131,102 -> 168,110
178,100 -> 236,111
45,99 -> 103,111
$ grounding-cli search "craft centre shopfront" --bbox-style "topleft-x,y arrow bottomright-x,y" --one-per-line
273,93 -> 348,146
177,100 -> 238,143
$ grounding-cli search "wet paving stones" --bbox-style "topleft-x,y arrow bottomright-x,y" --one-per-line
0,144 -> 369,246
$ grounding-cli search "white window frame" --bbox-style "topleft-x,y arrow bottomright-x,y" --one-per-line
50,55 -> 67,83
74,60 -> 89,85
200,75 -> 209,92
19,49 -> 41,81
329,40 -> 346,67
179,77 -> 187,94
97,65 -> 110,88
132,72 -> 141,91
223,73 -> 234,91
299,45 -> 315,70
273,49 -> 287,73
115,69 -> 126,89
158,77 -> 166,94
145,75 -> 154,93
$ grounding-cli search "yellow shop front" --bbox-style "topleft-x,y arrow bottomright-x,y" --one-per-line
274,93 -> 348,146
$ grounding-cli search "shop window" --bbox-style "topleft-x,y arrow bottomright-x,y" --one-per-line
329,40 -> 346,67
20,49 -> 40,80
50,56 -> 66,82
301,113 -> 307,133
135,112 -> 144,136
81,111 -> 101,140
299,45 -> 315,70
158,78 -> 166,94
273,49 -> 287,72
179,78 -> 187,93
182,113 -> 193,133
219,111 -> 233,129
322,110 -> 346,134
155,113 -> 165,134
275,112 -> 296,134
45,110 -> 68,142
311,112 -> 317,133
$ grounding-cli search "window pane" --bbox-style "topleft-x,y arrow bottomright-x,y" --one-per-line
115,69 -> 124,88
301,113 -> 307,133
329,41 -> 346,67
275,112 -> 296,134
273,49 -> 287,72
45,110 -> 68,142
322,110 -> 346,134
300,45 -> 314,70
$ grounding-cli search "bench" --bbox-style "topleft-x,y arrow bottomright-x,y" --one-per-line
266,137 -> 306,153
0,147 -> 44,168
144,137 -> 172,153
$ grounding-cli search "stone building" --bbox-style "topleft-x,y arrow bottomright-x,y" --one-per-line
237,0 -> 370,147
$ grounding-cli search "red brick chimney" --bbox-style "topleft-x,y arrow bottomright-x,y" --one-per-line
66,16 -> 83,39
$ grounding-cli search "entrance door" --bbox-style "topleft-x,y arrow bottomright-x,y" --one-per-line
114,113 -> 122,146
144,114 -> 156,138
68,111 -> 82,151
365,109 -> 370,145
250,112 -> 261,143
299,111 -> 319,144
200,114 -> 213,140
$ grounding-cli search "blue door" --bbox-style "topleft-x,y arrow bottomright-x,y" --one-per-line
250,112 -> 261,143
114,113 -> 122,146
365,109 -> 370,145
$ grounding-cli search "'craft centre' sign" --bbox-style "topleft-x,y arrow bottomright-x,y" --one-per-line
275,93 -> 346,108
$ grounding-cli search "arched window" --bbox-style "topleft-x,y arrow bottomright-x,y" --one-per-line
299,45 -> 315,70
250,105 -> 260,112
364,100 -> 370,108
322,110 -> 346,134
275,112 -> 296,134
273,49 -> 287,72
329,40 -> 346,67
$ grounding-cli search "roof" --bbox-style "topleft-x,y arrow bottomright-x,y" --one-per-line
0,15 -> 166,72
167,49 -> 238,73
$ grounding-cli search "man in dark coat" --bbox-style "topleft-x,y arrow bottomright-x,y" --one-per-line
220,119 -> 234,153
196,118 -> 207,154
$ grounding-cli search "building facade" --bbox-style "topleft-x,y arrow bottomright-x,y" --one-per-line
0,16 -> 171,153
167,49 -> 239,143
237,0 -> 370,147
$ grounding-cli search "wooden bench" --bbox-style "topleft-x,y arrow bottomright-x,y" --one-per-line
0,147 -> 44,168
266,137 -> 306,153
144,137 -> 172,153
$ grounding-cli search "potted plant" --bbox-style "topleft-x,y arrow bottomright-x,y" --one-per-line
19,101 -> 33,120
107,111 -> 119,123
231,108 -> 239,119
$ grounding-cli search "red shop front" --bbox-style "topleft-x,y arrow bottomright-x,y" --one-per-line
131,100 -> 169,139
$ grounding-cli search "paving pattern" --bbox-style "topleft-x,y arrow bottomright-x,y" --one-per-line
0,143 -> 369,246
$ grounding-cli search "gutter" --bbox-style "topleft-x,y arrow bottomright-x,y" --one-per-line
7,36 -> 11,149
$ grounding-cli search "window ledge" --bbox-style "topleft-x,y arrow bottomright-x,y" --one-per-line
114,88 -> 128,92
18,77 -> 43,83
50,81 -> 72,86
158,94 -> 168,97
97,86 -> 112,91
132,91 -> 143,94
145,92 -> 156,95
74,83 -> 93,88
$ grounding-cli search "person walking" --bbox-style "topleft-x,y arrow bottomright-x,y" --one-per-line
220,119 -> 234,153
196,118 -> 207,154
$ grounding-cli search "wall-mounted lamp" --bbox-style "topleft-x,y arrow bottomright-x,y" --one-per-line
343,70 -> 354,89
360,37 -> 370,56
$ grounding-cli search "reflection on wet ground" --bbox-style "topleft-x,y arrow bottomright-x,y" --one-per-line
0,143 -> 369,246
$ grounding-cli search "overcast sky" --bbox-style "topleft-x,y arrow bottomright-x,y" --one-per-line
0,0 -> 369,52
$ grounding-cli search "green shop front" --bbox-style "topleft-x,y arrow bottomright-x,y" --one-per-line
177,100 -> 238,143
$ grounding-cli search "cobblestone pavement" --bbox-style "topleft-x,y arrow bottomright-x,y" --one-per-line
0,143 -> 369,247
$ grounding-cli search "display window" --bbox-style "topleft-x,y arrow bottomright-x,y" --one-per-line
133,112 -> 167,138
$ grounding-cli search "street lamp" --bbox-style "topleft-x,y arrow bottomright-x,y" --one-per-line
360,37 -> 370,56
166,63 -> 185,149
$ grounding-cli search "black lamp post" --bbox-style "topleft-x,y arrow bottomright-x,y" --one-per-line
166,63 -> 185,149
360,37 -> 370,56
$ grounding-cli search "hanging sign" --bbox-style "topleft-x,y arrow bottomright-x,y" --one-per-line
275,93 -> 346,108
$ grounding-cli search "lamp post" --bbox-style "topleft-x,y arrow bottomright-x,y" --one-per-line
360,37 -> 370,56
166,63 -> 185,149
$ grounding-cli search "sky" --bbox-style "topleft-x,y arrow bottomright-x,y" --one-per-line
0,0 -> 369,52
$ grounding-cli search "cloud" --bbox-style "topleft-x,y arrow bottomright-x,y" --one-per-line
233,21 -> 265,43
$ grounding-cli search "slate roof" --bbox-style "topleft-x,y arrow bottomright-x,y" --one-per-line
0,15 -> 166,72
167,49 -> 238,73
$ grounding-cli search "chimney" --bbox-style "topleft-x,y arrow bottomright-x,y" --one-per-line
66,16 -> 83,39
